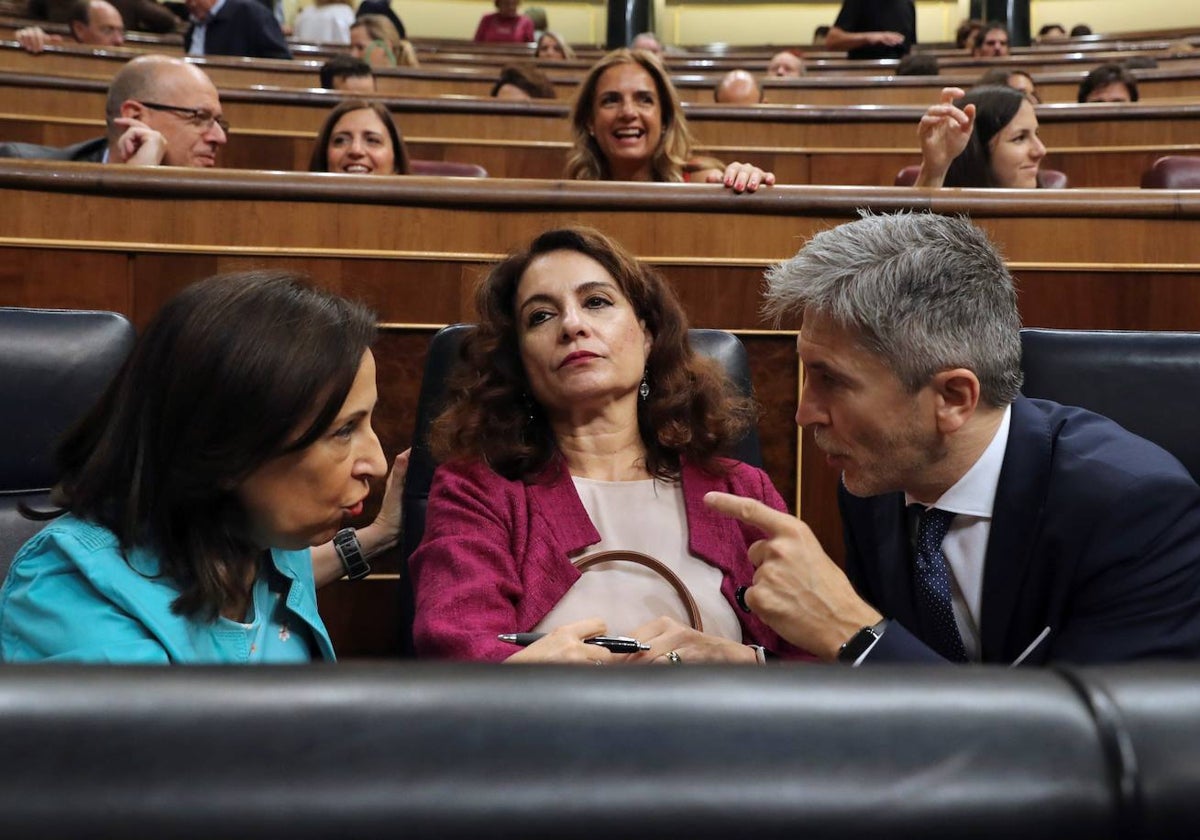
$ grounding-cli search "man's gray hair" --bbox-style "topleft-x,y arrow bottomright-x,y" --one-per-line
764,211 -> 1023,407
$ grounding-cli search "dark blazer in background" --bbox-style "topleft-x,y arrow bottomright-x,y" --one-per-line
0,137 -> 107,162
184,0 -> 291,59
840,396 -> 1200,665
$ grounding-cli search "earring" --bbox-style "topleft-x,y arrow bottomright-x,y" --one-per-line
639,373 -> 650,400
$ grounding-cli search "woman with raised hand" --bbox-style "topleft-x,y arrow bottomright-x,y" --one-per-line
914,85 -> 1047,188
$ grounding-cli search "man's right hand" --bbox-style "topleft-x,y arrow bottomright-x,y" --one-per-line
17,26 -> 63,54
704,491 -> 882,661
112,117 -> 168,166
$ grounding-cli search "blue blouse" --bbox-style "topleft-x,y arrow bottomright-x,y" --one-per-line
0,514 -> 335,663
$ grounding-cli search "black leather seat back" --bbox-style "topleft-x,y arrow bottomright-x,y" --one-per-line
0,663 -> 1136,839
0,308 -> 135,576
1020,328 -> 1200,481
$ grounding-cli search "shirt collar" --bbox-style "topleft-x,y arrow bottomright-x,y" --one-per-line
193,0 -> 227,24
906,403 -> 1011,519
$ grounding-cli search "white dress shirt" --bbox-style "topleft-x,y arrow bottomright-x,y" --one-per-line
188,0 -> 228,56
906,405 -> 1011,661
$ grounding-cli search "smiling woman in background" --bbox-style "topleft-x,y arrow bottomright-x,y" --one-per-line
0,272 -> 407,663
566,49 -> 775,192
913,85 -> 1047,188
309,100 -> 411,175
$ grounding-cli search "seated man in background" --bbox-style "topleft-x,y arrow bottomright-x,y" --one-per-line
714,70 -> 762,105
27,0 -> 178,32
1078,63 -> 1139,103
955,18 -> 983,51
490,63 -> 555,100
973,23 -> 1010,58
896,53 -> 938,75
184,0 -> 291,59
320,55 -> 376,93
1037,23 -> 1067,42
766,49 -> 803,77
17,0 -> 124,53
707,211 -> 1200,666
630,31 -> 663,55
0,54 -> 227,166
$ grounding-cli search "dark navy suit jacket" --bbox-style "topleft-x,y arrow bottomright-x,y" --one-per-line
840,396 -> 1200,665
0,138 -> 106,162
185,0 -> 291,59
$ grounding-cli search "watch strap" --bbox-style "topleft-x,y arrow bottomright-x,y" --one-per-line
837,618 -> 889,664
333,527 -> 371,581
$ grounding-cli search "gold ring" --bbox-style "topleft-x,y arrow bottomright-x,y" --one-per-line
666,650 -> 682,665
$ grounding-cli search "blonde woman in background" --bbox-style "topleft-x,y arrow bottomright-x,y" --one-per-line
350,14 -> 419,68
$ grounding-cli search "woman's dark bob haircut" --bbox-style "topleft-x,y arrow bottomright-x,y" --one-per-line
945,85 -> 1029,188
53,272 -> 377,618
1077,62 -> 1139,103
308,99 -> 411,175
430,226 -> 755,481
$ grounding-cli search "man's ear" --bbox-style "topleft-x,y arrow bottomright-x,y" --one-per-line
930,367 -> 981,434
119,99 -> 145,121
70,20 -> 86,41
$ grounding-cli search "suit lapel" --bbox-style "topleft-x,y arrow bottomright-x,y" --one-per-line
980,397 -> 1053,660
856,492 -> 924,633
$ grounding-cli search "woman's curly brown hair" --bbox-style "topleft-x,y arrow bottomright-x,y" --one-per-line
429,226 -> 756,481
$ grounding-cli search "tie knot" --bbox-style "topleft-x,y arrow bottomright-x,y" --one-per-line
917,506 -> 956,546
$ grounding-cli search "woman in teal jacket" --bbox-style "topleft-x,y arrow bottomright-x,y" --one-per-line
0,272 -> 405,663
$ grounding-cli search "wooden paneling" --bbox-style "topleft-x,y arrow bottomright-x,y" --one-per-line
4,163 -> 1200,654
4,70 -> 1200,149
6,113 -> 1199,187
4,42 -> 1200,107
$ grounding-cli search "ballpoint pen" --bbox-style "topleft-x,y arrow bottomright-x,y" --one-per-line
497,633 -> 650,653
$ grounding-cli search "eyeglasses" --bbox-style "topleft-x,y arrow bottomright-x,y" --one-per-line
138,101 -> 230,134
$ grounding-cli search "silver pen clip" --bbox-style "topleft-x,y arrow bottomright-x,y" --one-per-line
1010,626 -> 1051,667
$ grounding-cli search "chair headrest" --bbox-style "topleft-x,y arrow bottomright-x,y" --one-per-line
0,308 -> 135,493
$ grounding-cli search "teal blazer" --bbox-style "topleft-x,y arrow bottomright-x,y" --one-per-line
0,514 -> 335,663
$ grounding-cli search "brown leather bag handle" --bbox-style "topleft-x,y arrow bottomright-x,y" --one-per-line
572,550 -> 704,632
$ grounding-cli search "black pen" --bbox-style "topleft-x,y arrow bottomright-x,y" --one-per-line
497,633 -> 650,653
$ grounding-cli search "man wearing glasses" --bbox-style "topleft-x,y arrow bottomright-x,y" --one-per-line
0,55 -> 227,167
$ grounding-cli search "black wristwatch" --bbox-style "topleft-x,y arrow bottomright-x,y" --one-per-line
837,619 -> 889,664
333,527 -> 371,581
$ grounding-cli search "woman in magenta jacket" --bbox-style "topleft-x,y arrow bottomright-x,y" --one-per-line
409,226 -> 809,665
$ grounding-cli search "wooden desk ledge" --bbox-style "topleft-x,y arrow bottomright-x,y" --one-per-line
3,159 -> 1200,220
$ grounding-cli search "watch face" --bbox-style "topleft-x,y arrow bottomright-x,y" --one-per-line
837,626 -> 878,663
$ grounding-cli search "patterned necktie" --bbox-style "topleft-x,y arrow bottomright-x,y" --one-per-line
913,507 -> 968,663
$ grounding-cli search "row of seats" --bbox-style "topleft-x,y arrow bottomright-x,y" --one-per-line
0,660 -> 1195,838
6,306 -> 1200,627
